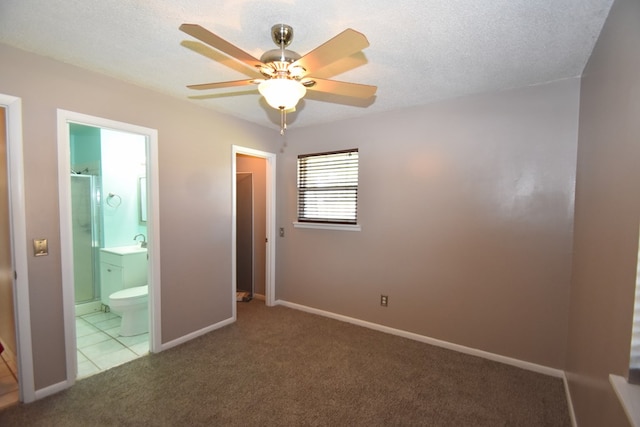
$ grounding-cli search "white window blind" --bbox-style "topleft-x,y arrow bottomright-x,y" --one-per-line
297,149 -> 358,225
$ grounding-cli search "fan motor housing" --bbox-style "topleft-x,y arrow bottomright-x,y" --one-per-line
260,48 -> 301,65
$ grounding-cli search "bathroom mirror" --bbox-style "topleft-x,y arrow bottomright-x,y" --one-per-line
139,176 -> 147,222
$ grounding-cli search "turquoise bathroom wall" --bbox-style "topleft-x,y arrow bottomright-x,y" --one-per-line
69,123 -> 100,174
100,128 -> 147,248
70,123 -> 147,249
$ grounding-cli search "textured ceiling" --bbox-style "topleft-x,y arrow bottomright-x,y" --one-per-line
0,0 -> 614,132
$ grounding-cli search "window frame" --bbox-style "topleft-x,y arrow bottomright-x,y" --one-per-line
295,148 -> 361,231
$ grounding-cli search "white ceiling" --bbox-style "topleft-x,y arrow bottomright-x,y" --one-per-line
0,0 -> 614,132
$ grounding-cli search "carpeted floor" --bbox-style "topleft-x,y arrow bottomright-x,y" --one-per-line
0,301 -> 571,426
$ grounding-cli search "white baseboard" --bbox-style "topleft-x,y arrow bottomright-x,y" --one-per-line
275,299 -> 564,378
74,301 -> 103,317
563,372 -> 578,427
160,316 -> 235,352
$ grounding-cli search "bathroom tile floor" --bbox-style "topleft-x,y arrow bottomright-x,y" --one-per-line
76,311 -> 149,379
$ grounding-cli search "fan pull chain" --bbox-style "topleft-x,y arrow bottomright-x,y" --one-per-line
280,108 -> 288,135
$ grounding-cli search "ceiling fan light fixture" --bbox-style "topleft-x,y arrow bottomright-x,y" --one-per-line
180,23 -> 376,134
258,78 -> 307,110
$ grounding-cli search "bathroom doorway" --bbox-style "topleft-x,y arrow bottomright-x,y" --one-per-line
69,123 -> 148,378
232,146 -> 276,318
57,110 -> 161,386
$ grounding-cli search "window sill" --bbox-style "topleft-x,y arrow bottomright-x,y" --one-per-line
610,374 -> 640,426
293,222 -> 361,232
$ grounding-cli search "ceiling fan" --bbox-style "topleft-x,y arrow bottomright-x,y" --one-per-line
179,23 -> 377,133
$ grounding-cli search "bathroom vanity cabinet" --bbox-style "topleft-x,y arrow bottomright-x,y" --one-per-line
99,246 -> 148,305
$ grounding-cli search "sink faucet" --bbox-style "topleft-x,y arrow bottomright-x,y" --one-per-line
133,234 -> 147,248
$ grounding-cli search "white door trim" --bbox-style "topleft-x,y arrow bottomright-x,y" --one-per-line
56,110 -> 162,387
232,146 -> 277,318
0,93 -> 35,403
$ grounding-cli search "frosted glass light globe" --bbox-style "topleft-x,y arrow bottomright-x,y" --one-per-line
258,78 -> 306,110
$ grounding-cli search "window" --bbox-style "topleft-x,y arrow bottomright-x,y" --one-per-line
297,149 -> 359,226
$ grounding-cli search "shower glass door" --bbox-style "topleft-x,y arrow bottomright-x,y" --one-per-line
71,174 -> 102,304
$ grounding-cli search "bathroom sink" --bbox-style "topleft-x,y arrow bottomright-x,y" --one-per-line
101,245 -> 147,255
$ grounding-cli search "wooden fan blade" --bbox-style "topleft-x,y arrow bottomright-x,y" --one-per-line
180,23 -> 264,69
310,52 -> 369,79
187,79 -> 258,90
292,29 -> 370,74
305,78 -> 377,98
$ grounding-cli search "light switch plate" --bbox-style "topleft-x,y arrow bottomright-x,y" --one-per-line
33,239 -> 48,256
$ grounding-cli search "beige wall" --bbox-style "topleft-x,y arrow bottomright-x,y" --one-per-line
0,106 -> 17,356
0,43 -> 277,390
236,154 -> 267,296
566,0 -> 640,425
279,78 -> 580,368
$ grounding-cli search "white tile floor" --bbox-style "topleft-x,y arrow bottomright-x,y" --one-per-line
76,311 -> 149,379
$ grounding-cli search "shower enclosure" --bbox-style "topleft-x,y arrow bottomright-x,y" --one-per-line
71,174 -> 102,306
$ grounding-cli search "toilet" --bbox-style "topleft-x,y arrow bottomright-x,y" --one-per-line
109,285 -> 149,336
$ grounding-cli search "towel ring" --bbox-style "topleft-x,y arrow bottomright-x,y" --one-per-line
107,192 -> 122,208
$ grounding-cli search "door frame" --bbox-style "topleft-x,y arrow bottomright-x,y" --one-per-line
0,93 -> 35,402
231,146 -> 276,318
57,110 -> 162,386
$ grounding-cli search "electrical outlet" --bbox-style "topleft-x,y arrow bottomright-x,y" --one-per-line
380,295 -> 388,307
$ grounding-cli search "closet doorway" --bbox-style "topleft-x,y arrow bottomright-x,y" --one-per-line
236,172 -> 255,301
232,146 -> 276,318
